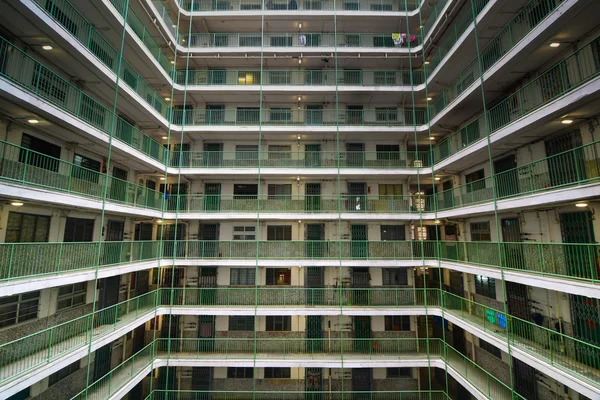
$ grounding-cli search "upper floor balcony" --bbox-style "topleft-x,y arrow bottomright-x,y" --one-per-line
176,0 -> 423,13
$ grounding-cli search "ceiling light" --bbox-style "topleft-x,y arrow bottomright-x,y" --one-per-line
172,24 -> 177,28
10,201 -> 24,207
297,96 -> 301,101
434,219 -> 441,224
549,42 -> 560,48
162,136 -> 168,139
576,202 -> 588,208
561,119 -> 573,124
298,23 -> 302,29
42,45 -> 53,51
298,59 -> 302,64
160,177 -> 166,180
297,135 -> 301,140
27,119 -> 39,124
429,136 -> 435,140
296,177 -> 300,181
165,97 -> 170,101
427,97 -> 432,101
157,219 -> 163,224
170,60 -> 175,64
298,220 -> 301,223
424,61 -> 430,65
434,177 -> 441,181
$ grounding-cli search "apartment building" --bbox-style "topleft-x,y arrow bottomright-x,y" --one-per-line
0,0 -> 599,399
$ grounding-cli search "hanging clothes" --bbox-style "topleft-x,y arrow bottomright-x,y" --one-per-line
299,35 -> 307,46
392,33 -> 403,46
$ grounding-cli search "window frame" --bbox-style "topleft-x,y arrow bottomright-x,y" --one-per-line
475,275 -> 497,299
230,268 -> 256,285
266,316 -> 291,331
56,283 -> 87,311
382,268 -> 408,286
264,367 -> 291,378
227,367 -> 254,378
228,316 -> 255,331
0,291 -> 40,328
384,315 -> 411,331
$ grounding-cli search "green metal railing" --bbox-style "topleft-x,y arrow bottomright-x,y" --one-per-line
0,36 -> 167,163
170,150 -> 431,168
147,390 -> 449,400
175,69 -> 425,86
178,0 -> 421,12
180,32 -> 421,48
165,194 -> 419,213
433,35 -> 600,162
429,0 -> 565,121
171,108 -> 426,126
0,140 -> 164,211
160,287 -> 441,307
439,240 -> 600,283
443,291 -> 600,386
31,0 -> 172,120
0,291 -> 157,384
436,140 -> 600,211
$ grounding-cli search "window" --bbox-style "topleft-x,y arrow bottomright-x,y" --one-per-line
233,184 -> 258,199
382,269 -> 408,286
269,108 -> 291,123
470,222 -> 491,242
0,291 -> 40,328
381,225 -> 405,241
48,361 -> 80,385
20,133 -> 61,172
379,184 -> 402,200
479,339 -> 502,358
387,368 -> 411,378
267,225 -> 292,240
376,108 -> 398,122
237,107 -> 260,123
233,226 -> 256,241
57,283 -> 87,311
266,316 -> 291,331
230,268 -> 255,285
266,268 -> 291,286
465,169 -> 485,193
268,184 -> 292,199
5,212 -> 50,243
264,367 -> 291,378
475,275 -> 496,299
72,153 -> 101,183
64,217 -> 95,242
384,316 -> 411,331
236,145 -> 258,161
376,145 -> 400,161
229,316 -> 255,331
268,145 -> 291,159
228,367 -> 253,378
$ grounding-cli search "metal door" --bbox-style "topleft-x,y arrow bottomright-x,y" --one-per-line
306,316 -> 323,352
204,143 -> 223,167
134,223 -> 154,260
545,130 -> 586,187
560,211 -> 600,368
305,223 -> 325,258
305,368 -> 323,400
346,143 -> 365,167
306,105 -> 323,125
513,358 -> 538,400
199,224 -> 220,258
352,368 -> 372,399
453,325 -> 466,356
198,267 -> 218,305
353,317 -> 372,353
494,154 -> 519,198
351,267 -> 370,306
110,166 -> 128,202
305,267 -> 324,305
171,143 -> 191,168
305,182 -> 321,211
351,224 -> 368,259
305,144 -> 321,167
103,220 -> 124,265
348,183 -> 367,212
161,224 -> 186,257
440,179 -> 454,210
198,315 -> 216,352
204,183 -> 221,212
501,218 -> 524,270
192,367 -> 213,399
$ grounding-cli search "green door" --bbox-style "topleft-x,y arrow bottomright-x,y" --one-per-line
199,267 -> 217,305
351,267 -> 370,306
351,224 -> 368,258
110,166 -> 128,203
305,267 -> 324,305
305,182 -> 321,212
306,316 -> 323,352
305,144 -> 321,167
545,130 -> 586,187
305,368 -> 323,400
305,223 -> 325,258
353,316 -> 371,353
204,143 -> 223,167
494,154 -> 519,198
204,183 -> 221,212
560,211 -> 600,368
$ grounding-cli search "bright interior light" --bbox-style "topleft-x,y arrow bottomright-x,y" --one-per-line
561,119 -> 573,124
297,96 -> 301,101
165,97 -> 170,101
298,23 -> 302,29
10,201 -> 24,207
170,60 -> 175,64
162,136 -> 168,139
157,219 -> 163,224
434,219 -> 441,224
434,177 -> 441,181
424,61 -> 430,65
27,119 -> 39,124
549,42 -> 561,48
429,136 -> 435,140
576,202 -> 588,208
297,135 -> 301,140
42,45 -> 53,51
160,177 -> 166,180
427,97 -> 432,101
298,59 -> 302,64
